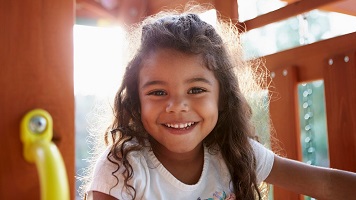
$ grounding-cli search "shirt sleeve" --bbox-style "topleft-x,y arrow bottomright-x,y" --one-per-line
86,147 -> 148,200
250,139 -> 275,183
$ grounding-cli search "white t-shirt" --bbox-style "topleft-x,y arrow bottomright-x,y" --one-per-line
87,139 -> 274,200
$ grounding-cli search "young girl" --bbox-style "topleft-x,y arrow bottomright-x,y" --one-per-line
85,6 -> 356,200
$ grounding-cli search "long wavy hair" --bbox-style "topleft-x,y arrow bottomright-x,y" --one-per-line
99,5 -> 269,200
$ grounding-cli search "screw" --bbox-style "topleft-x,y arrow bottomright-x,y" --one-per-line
328,59 -> 333,66
29,115 -> 47,134
283,69 -> 288,76
344,56 -> 349,63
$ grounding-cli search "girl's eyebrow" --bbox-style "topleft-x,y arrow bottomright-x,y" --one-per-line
141,77 -> 213,89
186,77 -> 213,85
141,80 -> 166,89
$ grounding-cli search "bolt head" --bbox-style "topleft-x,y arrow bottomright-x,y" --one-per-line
328,59 -> 333,66
29,115 -> 47,134
344,56 -> 349,63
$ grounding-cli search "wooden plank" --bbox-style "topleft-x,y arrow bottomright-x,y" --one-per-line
76,0 -> 237,24
76,0 -> 119,21
214,0 -> 238,22
238,0 -> 342,31
282,0 -> 356,16
146,0 -> 214,16
76,0 -> 148,25
263,31 -> 356,83
0,0 -> 75,199
116,0 -> 148,25
323,51 -> 356,172
269,66 -> 302,200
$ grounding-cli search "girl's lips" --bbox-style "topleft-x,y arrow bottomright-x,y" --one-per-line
164,122 -> 196,129
162,122 -> 198,134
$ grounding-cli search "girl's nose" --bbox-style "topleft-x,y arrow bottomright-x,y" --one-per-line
165,96 -> 189,113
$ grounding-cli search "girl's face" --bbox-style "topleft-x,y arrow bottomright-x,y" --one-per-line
138,48 -> 219,156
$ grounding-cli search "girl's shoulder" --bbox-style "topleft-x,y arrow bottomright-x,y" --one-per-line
95,142 -> 149,172
248,138 -> 275,183
88,144 -> 150,199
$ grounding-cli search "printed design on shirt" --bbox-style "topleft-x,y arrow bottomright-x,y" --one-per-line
197,191 -> 236,200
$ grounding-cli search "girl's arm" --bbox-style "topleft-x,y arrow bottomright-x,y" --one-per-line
265,155 -> 356,200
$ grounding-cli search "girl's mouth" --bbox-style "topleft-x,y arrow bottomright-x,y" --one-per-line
164,122 -> 197,129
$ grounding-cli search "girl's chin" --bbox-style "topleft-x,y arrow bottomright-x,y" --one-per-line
164,142 -> 203,154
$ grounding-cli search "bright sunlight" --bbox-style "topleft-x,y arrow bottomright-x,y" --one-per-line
73,25 -> 126,98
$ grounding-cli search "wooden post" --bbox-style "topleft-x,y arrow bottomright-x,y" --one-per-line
323,51 -> 356,172
269,65 -> 303,200
0,0 -> 75,199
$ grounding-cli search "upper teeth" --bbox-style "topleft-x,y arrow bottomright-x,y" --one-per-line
166,122 -> 195,128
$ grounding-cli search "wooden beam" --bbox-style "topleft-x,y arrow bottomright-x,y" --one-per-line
76,0 -> 119,21
214,0 -> 238,23
146,0 -> 214,16
263,31 -> 356,83
282,0 -> 356,16
238,0 -> 343,31
76,0 -> 149,25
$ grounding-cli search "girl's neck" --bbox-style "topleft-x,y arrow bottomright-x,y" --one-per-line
150,139 -> 205,184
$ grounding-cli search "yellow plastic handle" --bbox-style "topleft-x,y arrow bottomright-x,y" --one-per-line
20,109 -> 70,200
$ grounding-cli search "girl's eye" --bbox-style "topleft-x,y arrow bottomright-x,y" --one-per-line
147,90 -> 167,96
188,87 -> 206,94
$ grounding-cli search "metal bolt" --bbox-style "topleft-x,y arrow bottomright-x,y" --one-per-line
283,69 -> 288,76
29,115 -> 47,134
328,58 -> 333,66
305,124 -> 311,131
308,147 -> 315,153
305,136 -> 311,143
307,88 -> 313,95
344,56 -> 349,63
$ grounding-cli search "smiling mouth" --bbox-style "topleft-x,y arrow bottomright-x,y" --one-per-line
164,122 -> 197,129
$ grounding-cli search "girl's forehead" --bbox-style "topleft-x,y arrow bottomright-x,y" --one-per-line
138,48 -> 217,85
141,48 -> 205,71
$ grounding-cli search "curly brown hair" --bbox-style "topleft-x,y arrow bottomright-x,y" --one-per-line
102,5 -> 268,200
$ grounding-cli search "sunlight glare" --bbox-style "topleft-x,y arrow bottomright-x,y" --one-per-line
73,25 -> 127,98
